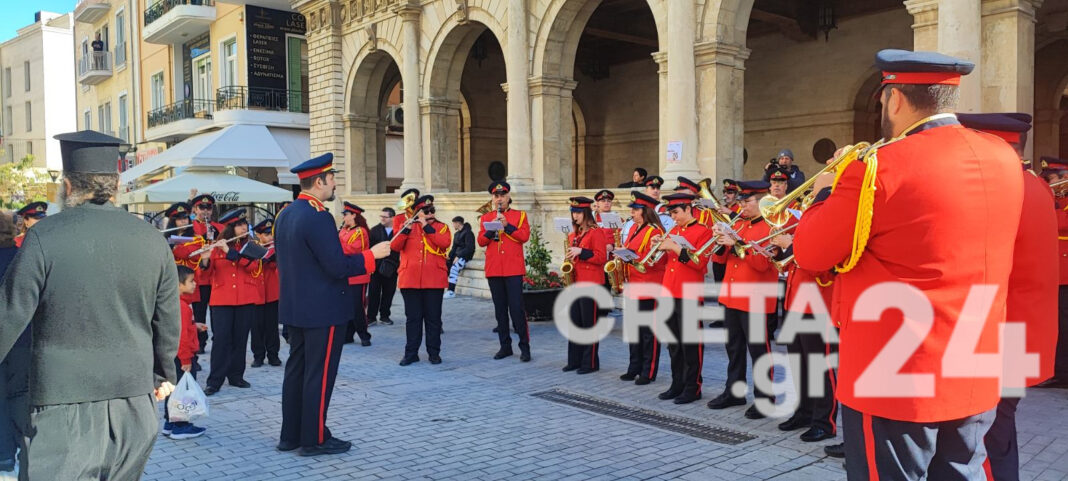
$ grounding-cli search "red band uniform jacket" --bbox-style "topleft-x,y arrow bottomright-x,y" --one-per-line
1011,173 -> 1059,386
711,217 -> 778,313
339,226 -> 371,285
662,220 -> 714,299
623,224 -> 666,294
794,120 -> 1024,422
1055,196 -> 1068,285
391,220 -> 451,289
477,208 -> 530,278
568,227 -> 608,283
262,246 -> 279,304
171,236 -> 206,303
206,240 -> 266,306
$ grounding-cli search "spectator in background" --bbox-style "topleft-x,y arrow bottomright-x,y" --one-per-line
761,149 -> 806,193
445,216 -> 475,299
618,168 -> 648,188
91,34 -> 104,52
0,211 -> 28,473
367,207 -> 399,325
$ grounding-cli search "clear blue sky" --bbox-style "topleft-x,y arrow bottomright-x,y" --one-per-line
0,1 -> 77,43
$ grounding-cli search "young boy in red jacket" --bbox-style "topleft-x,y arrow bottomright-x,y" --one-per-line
163,266 -> 209,439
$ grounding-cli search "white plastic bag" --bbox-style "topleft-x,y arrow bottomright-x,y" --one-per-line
167,372 -> 209,423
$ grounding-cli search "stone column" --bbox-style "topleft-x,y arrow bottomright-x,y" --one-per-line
938,0 -> 983,112
695,41 -> 749,183
904,0 -> 939,50
343,113 -> 382,194
652,52 -> 668,178
662,0 -> 700,180
420,97 -> 463,192
394,3 -> 426,191
981,0 -> 1042,159
1033,108 -> 1062,162
529,76 -> 578,190
300,1 -> 348,193
505,0 -> 534,189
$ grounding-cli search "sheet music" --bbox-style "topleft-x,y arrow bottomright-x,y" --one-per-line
669,235 -> 695,250
482,221 -> 504,231
598,212 -> 623,229
612,248 -> 639,262
553,217 -> 573,233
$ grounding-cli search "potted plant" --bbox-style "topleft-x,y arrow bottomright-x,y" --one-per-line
522,224 -> 564,321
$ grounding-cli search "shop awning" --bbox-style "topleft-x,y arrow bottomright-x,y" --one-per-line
120,124 -> 302,184
118,170 -> 293,205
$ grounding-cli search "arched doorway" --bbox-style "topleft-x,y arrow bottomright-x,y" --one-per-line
425,21 -> 509,192
346,49 -> 402,194
534,0 -> 662,190
1034,38 -> 1068,161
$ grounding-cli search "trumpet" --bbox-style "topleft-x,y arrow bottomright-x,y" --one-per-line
630,238 -> 665,274
188,231 -> 251,257
759,142 -> 872,231
1050,178 -> 1068,197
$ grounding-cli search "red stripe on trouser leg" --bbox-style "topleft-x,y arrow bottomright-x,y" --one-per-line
863,413 -> 879,481
319,326 -> 335,445
982,457 -> 993,480
591,302 -> 598,368
648,336 -> 658,379
696,342 -> 703,395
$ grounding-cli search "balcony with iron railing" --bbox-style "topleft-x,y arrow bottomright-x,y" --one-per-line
145,99 -> 214,142
74,0 -> 110,24
213,86 -> 310,128
78,51 -> 112,85
143,0 -> 216,44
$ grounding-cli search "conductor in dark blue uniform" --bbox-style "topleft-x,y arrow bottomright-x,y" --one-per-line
274,153 -> 392,456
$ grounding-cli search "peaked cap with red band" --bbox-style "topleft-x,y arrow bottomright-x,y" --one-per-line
411,195 -> 435,212
675,176 -> 700,194
594,189 -> 615,201
957,112 -> 1031,145
643,175 -> 664,188
165,202 -> 191,219
17,202 -> 48,218
768,168 -> 789,182
219,208 -> 248,225
735,180 -> 770,198
876,49 -> 974,87
488,181 -> 511,194
290,153 -> 335,180
662,192 -> 696,209
723,179 -> 740,192
568,196 -> 594,211
628,191 -> 659,210
190,194 -> 215,208
343,202 -> 364,215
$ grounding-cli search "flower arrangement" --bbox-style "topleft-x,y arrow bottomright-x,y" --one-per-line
522,224 -> 564,291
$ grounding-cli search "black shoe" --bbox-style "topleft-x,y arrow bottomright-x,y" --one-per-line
492,326 -> 500,333
800,426 -> 835,442
634,376 -> 653,385
429,355 -> 442,364
399,357 -> 418,366
778,414 -> 811,431
744,405 -> 766,419
361,339 -> 372,347
824,442 -> 846,458
520,350 -> 531,362
204,386 -> 220,396
230,380 -> 251,388
706,392 -> 746,410
494,349 -> 514,360
251,359 -> 264,368
298,438 -> 352,457
1036,378 -> 1068,389
658,388 -> 682,400
673,392 -> 701,405
268,357 -> 282,366
576,367 -> 599,375
380,318 -> 394,325
367,319 -> 378,327
277,440 -> 299,452
620,373 -> 638,381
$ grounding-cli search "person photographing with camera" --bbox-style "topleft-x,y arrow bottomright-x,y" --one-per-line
761,149 -> 806,193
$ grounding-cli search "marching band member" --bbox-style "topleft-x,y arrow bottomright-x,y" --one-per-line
13,202 -> 47,248
393,188 -> 420,232
190,193 -> 218,352
674,177 -> 715,227
392,195 -> 451,366
707,181 -> 779,418
202,208 -> 262,395
251,218 -> 282,367
653,192 -> 713,404
619,192 -> 666,385
621,176 -> 672,244
958,113 -> 1058,480
166,202 -> 205,307
562,196 -> 608,374
339,202 -> 373,347
478,181 -> 532,362
795,49 -> 1023,479
1039,156 -> 1068,389
721,180 -> 742,215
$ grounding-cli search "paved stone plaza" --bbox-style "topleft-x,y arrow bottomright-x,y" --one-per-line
139,295 -> 1068,481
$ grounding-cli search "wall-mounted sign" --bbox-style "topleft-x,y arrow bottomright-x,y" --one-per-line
246,6 -> 306,92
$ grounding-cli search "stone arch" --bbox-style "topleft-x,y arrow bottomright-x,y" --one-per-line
422,8 -> 510,100
572,98 -> 587,188
699,0 -> 755,45
344,44 -> 404,194
851,69 -> 884,143
1034,38 -> 1068,160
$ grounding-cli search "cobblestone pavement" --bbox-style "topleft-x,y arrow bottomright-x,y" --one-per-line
140,294 -> 1068,481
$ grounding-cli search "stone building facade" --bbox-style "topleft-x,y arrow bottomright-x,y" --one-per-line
292,0 -> 1068,296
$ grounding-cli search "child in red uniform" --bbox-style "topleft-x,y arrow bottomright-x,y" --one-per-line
163,266 -> 208,439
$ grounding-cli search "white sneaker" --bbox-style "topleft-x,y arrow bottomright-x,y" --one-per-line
443,291 -> 456,299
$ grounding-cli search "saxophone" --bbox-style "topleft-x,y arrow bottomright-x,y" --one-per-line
603,227 -> 625,294
560,231 -> 574,286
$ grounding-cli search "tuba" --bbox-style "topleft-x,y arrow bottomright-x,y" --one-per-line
476,201 -> 494,215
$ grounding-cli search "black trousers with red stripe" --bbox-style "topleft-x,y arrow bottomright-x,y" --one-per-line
723,307 -> 776,401
280,324 -> 346,447
566,297 -> 599,370
666,298 -> 703,397
625,299 -> 660,381
842,405 -> 995,481
345,284 -> 371,343
783,313 -> 838,433
487,276 -> 529,352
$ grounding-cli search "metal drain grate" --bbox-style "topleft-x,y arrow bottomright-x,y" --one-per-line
532,389 -> 756,445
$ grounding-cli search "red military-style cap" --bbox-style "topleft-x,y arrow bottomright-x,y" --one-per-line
411,195 -> 435,213
628,191 -> 659,210
768,168 -> 789,182
675,176 -> 700,194
343,202 -> 364,215
662,192 -> 696,210
568,196 -> 594,211
735,180 -> 771,199
876,49 -> 974,86
723,179 -> 740,192
594,189 -> 615,201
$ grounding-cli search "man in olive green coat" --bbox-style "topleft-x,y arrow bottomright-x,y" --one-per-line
0,130 -> 181,480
